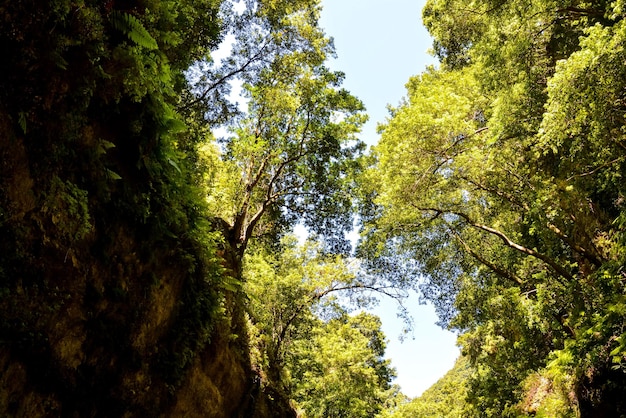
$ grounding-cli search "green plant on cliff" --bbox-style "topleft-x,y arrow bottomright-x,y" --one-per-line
0,0 -> 245,415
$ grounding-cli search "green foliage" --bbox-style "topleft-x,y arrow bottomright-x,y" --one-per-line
360,0 -> 626,415
187,0 -> 367,254
515,367 -> 578,417
196,141 -> 245,223
40,176 -> 93,245
381,357 -> 471,418
290,312 -> 395,418
109,11 -> 159,50
0,0 -> 231,413
244,236 -> 396,417
244,236 -> 364,379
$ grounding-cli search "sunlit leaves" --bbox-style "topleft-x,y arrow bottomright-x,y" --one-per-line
243,236 -> 396,416
373,67 -> 485,219
382,357 -> 471,418
190,0 -> 366,253
539,20 -> 626,198
360,0 -> 626,415
290,312 -> 395,417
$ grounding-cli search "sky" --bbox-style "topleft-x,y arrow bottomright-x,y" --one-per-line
318,0 -> 460,398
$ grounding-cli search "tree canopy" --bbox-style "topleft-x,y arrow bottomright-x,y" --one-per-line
360,0 -> 626,415
187,0 -> 367,256
244,236 -> 397,417
381,356 -> 471,418
4,0 -> 626,415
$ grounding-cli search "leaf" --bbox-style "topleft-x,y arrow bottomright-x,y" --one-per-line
18,112 -> 27,133
105,168 -> 122,180
97,139 -> 116,155
109,11 -> 158,50
167,158 -> 182,174
220,276 -> 241,292
52,51 -> 68,70
165,117 -> 187,133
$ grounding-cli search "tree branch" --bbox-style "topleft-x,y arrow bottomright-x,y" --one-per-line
462,176 -> 530,211
445,221 -> 526,286
420,207 -> 575,282
180,39 -> 272,112
459,176 -> 604,268
566,157 -> 625,182
546,222 -> 603,267
271,281 -> 405,372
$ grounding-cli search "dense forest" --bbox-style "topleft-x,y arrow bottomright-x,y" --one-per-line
368,0 -> 626,416
0,0 -> 625,417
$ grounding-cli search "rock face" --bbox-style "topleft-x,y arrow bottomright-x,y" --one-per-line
0,3 -> 294,416
0,127 -> 260,417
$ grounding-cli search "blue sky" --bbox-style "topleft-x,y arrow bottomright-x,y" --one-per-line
319,0 -> 460,398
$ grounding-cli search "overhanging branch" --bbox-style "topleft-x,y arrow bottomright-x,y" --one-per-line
420,207 -> 575,282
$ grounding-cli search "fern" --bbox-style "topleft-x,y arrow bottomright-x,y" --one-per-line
109,11 -> 158,50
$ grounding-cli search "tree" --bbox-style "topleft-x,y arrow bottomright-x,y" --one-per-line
182,1 -> 370,412
380,357 -> 471,418
244,235 -> 401,404
289,312 -> 395,418
359,0 -> 626,415
187,0 -> 367,258
245,237 -> 357,386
